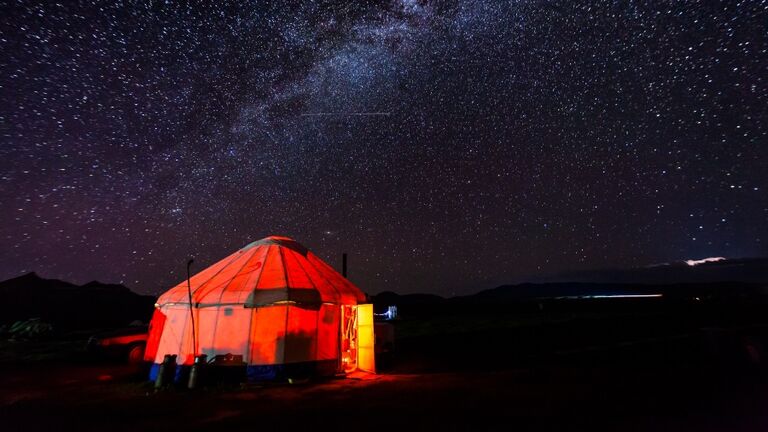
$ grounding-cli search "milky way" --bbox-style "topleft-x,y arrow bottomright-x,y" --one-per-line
2,1 -> 767,296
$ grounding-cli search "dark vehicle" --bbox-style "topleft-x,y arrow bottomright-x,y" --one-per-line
87,325 -> 148,364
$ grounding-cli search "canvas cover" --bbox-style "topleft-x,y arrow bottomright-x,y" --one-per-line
145,236 -> 367,372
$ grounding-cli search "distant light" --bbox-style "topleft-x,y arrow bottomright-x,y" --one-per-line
373,305 -> 398,320
685,257 -> 726,266
553,294 -> 663,300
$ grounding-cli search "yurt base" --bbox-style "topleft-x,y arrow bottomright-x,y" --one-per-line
150,359 -> 343,387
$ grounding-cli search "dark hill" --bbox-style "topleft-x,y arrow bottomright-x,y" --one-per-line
543,257 -> 768,285
372,281 -> 768,316
370,257 -> 768,315
370,291 -> 446,315
0,272 -> 156,329
466,281 -> 767,301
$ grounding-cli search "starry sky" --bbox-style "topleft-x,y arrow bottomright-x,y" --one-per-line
2,1 -> 767,296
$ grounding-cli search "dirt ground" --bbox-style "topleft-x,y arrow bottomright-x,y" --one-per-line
1,350 -> 767,431
2,311 -> 768,431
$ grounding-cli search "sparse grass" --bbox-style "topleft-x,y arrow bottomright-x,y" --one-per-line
390,308 -> 664,339
0,339 -> 88,363
392,313 -> 547,338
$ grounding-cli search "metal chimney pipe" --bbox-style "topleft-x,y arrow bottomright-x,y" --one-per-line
342,253 -> 348,278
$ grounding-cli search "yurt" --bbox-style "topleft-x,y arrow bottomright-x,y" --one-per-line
144,236 -> 375,381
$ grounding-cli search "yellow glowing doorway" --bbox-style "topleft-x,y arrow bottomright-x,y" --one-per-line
340,304 -> 375,374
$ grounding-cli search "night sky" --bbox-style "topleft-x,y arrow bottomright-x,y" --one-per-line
2,1 -> 767,296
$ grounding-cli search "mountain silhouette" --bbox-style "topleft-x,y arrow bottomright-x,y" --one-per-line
0,272 -> 155,329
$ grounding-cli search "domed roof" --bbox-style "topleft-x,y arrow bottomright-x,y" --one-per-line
157,236 -> 365,307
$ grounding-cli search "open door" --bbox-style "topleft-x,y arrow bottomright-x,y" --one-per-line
356,303 -> 376,373
340,305 -> 358,373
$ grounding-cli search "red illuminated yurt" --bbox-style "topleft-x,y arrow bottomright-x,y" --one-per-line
145,236 -> 375,381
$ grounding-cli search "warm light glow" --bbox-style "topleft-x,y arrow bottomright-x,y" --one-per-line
146,236 -> 366,372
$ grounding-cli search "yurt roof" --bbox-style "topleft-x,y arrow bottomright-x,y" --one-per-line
156,236 -> 366,307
